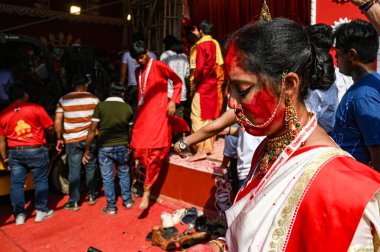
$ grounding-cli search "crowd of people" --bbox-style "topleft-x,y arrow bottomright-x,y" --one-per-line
1,0 -> 380,250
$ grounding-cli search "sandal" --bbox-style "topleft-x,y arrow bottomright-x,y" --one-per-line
181,207 -> 198,224
124,200 -> 135,209
102,207 -> 116,216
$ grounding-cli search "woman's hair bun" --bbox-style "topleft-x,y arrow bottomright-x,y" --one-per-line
309,47 -> 336,91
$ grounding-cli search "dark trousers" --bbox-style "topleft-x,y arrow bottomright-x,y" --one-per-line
126,85 -> 138,122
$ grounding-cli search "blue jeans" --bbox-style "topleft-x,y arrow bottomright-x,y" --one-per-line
9,146 -> 49,216
66,141 -> 97,203
98,145 -> 132,210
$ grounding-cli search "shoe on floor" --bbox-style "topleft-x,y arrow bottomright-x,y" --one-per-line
123,199 -> 135,209
88,195 -> 98,206
161,212 -> 174,228
146,227 -> 179,241
15,213 -> 26,225
181,207 -> 198,224
102,207 -> 116,216
64,201 -> 80,211
172,208 -> 186,225
151,226 -> 176,250
35,209 -> 54,222
179,231 -> 210,250
132,183 -> 143,197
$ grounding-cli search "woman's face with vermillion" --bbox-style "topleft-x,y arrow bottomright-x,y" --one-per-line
225,43 -> 286,136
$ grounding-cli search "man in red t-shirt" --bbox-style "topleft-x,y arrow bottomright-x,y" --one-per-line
0,83 -> 54,225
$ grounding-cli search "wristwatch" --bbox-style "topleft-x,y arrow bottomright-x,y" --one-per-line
179,138 -> 189,152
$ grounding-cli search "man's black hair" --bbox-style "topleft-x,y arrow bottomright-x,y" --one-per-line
334,19 -> 379,63
109,82 -> 126,97
163,35 -> 178,51
72,74 -> 89,88
172,40 -> 184,54
9,83 -> 28,102
199,20 -> 214,35
130,40 -> 147,59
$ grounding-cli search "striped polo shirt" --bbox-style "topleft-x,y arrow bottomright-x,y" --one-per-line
56,91 -> 99,143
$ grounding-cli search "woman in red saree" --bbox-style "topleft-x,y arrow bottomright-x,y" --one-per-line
188,18 -> 380,252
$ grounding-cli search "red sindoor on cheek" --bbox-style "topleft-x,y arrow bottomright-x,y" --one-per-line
241,95 -> 286,136
241,82 -> 277,125
241,82 -> 287,136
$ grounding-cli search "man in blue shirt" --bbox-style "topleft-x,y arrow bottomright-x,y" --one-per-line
333,19 -> 380,171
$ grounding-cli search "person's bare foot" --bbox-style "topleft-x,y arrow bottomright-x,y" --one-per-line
188,152 -> 207,162
139,191 -> 150,210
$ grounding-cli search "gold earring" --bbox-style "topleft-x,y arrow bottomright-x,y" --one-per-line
285,98 -> 300,135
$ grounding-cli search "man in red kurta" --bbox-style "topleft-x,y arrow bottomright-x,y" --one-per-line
190,20 -> 222,161
130,40 -> 182,209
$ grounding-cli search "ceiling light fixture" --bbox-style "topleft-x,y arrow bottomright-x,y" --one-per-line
70,5 -> 81,15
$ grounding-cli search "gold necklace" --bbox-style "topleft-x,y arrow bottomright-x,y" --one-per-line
257,131 -> 295,178
256,112 -> 313,178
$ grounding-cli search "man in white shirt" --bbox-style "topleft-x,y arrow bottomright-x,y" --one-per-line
160,35 -> 190,119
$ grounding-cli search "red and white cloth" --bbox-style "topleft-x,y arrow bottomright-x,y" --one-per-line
225,145 -> 380,251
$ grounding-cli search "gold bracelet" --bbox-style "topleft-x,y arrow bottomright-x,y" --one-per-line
208,239 -> 225,252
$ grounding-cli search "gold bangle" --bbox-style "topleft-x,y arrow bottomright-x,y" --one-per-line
208,239 -> 225,252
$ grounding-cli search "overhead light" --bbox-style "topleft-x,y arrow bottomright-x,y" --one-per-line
127,14 -> 132,21
70,5 -> 81,15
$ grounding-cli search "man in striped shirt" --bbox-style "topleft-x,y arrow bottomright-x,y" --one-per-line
54,74 -> 99,211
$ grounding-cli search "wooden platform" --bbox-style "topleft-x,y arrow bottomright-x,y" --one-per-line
133,138 -> 235,215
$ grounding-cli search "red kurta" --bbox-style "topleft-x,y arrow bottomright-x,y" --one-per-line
131,59 -> 182,149
194,39 -> 220,120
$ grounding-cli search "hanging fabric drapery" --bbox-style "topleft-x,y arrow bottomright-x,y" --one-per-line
259,0 -> 272,21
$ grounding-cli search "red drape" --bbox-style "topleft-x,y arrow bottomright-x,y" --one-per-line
188,0 -> 311,43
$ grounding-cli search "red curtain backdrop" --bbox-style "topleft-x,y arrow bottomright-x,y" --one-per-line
188,0 -> 311,42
